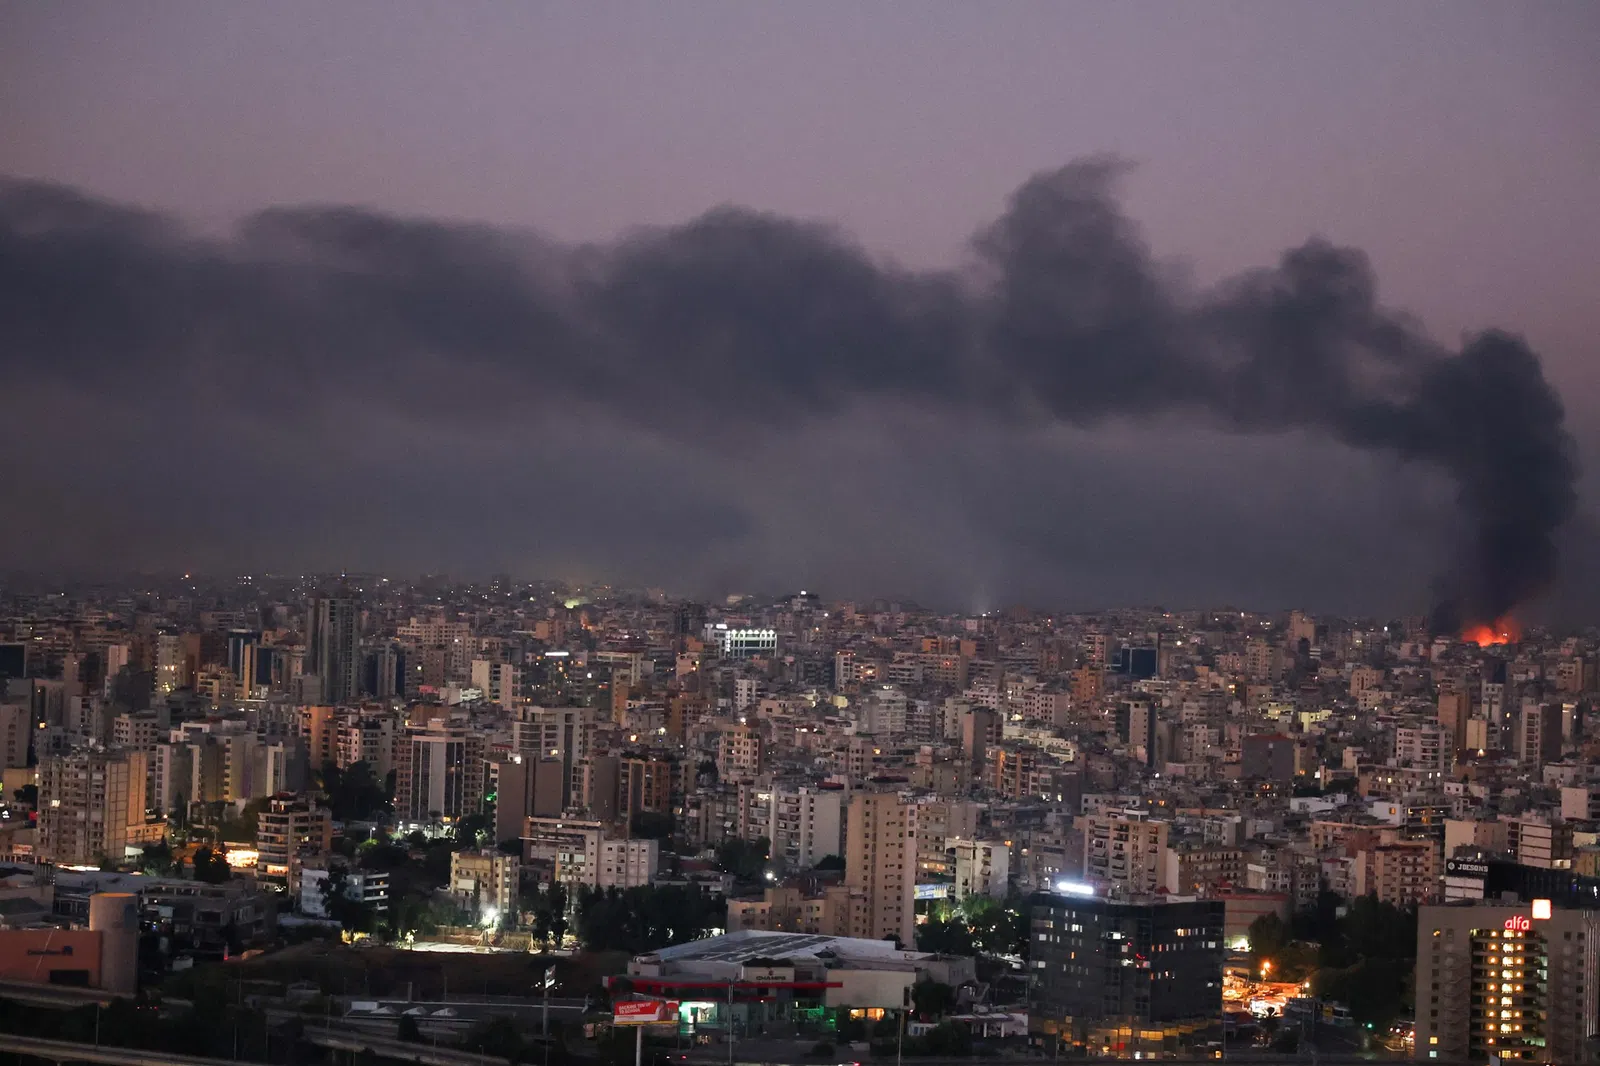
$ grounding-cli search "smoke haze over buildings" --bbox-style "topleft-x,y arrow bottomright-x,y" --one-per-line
0,163 -> 1578,618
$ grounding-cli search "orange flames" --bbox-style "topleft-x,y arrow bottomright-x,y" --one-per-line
1462,617 -> 1521,647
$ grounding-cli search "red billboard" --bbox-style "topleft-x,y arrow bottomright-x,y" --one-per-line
613,999 -> 680,1026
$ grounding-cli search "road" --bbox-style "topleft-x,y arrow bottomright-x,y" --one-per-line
0,1030 -> 512,1066
0,979 -> 130,1009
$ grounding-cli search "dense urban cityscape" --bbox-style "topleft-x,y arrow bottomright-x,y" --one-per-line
0,576 -> 1596,1062
7,5 -> 1596,1065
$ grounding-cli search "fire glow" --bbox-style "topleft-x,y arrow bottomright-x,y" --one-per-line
1462,617 -> 1521,647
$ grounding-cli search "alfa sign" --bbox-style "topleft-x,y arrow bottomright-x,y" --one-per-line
613,1000 -> 679,1026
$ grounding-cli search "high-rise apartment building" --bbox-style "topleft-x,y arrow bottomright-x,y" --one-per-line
336,714 -> 401,777
1240,733 -> 1296,782
599,837 -> 659,888
306,595 -> 361,705
1415,901 -> 1600,1064
364,643 -> 404,699
844,790 -> 915,946
717,722 -> 762,779
154,633 -> 186,695
1084,811 -> 1169,897
1115,699 -> 1156,767
1505,817 -> 1574,871
768,783 -> 844,871
301,705 -> 339,771
395,723 -> 485,823
397,618 -> 473,683
912,797 -> 982,877
488,754 -> 564,844
513,706 -> 597,807
952,838 -> 1011,898
1518,702 -> 1563,769
0,702 -> 28,769
618,756 -> 673,824
256,796 -> 332,890
1395,723 -> 1451,771
38,751 -> 148,866
961,707 -> 1000,777
1438,684 -> 1470,746
470,659 -> 525,707
1353,841 -> 1440,906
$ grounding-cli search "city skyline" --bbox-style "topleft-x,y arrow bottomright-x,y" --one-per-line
8,7 -> 1600,1059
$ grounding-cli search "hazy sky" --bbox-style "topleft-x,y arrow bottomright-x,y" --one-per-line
3,3 -> 1598,614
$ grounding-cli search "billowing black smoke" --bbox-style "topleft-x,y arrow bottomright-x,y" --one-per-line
0,160 -> 1577,619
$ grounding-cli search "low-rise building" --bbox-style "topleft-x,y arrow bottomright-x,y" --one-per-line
450,849 -> 521,921
300,866 -> 390,921
951,838 -> 1010,899
255,794 -> 332,892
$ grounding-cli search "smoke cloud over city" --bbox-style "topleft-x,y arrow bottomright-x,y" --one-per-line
0,161 -> 1577,620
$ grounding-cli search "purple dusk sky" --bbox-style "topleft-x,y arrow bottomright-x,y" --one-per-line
2,2 -> 1598,613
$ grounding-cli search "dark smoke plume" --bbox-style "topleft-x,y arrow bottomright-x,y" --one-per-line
0,161 -> 1577,621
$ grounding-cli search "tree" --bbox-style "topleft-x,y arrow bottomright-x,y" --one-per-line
397,1014 -> 424,1043
389,893 -> 440,939
141,841 -> 178,877
910,980 -> 956,1020
462,1015 -> 525,1061
715,837 -> 770,882
1291,890 -> 1344,944
574,884 -> 722,953
11,783 -> 37,807
1299,895 -> 1417,1030
1247,912 -> 1288,958
1337,895 -> 1416,965
193,846 -> 232,884
320,866 -> 376,933
546,883 -> 569,946
454,812 -> 491,850
320,760 -> 392,822
217,797 -> 269,841
629,811 -> 675,840
1316,957 -> 1411,1031
915,915 -> 974,956
813,854 -> 844,871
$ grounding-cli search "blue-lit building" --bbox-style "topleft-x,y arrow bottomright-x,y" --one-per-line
1029,891 -> 1224,1058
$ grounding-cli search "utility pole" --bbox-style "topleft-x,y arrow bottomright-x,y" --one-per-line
727,979 -> 736,1066
542,963 -> 555,1066
896,1007 -> 905,1066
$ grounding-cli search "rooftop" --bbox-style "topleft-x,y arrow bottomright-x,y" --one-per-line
644,930 -> 932,966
